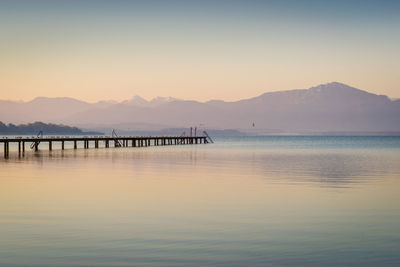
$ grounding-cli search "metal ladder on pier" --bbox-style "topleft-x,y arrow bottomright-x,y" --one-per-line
112,129 -> 123,147
203,130 -> 214,143
30,131 -> 43,150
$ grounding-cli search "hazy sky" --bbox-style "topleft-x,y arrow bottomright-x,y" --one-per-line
1,0 -> 399,102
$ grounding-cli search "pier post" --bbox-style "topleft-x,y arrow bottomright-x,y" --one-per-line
4,141 -> 8,158
49,141 -> 52,151
22,141 -> 25,152
95,140 -> 98,148
105,140 -> 109,148
62,141 -> 65,150
74,140 -> 77,149
18,141 -> 21,154
132,139 -> 135,147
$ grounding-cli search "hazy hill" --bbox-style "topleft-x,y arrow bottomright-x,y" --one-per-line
0,97 -> 92,123
1,82 -> 399,133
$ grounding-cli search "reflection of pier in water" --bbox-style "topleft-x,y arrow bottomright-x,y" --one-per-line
1,135 -> 209,158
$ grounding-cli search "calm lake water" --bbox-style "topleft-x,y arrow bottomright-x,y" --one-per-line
1,136 -> 400,266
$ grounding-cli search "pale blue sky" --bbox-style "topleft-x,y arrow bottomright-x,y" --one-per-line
1,0 -> 399,101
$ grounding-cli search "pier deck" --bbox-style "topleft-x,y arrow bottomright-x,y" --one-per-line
0,136 -> 208,158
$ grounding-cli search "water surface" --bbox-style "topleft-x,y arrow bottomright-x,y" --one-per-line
1,136 -> 400,266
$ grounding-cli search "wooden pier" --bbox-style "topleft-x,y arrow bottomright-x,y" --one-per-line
0,135 -> 209,158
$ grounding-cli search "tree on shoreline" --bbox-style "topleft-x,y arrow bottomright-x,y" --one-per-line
0,121 -> 102,135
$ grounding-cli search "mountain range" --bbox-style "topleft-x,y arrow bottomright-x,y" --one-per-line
1,82 -> 399,134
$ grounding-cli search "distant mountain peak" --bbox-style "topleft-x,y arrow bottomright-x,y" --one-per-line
30,96 -> 76,102
132,95 -> 147,101
305,82 -> 378,100
150,96 -> 180,104
28,96 -> 89,105
309,82 -> 357,91
122,95 -> 181,107
122,95 -> 148,106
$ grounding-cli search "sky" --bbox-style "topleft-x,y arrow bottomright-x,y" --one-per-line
0,0 -> 399,102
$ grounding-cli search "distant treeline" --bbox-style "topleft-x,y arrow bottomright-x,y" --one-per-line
0,121 -> 103,135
